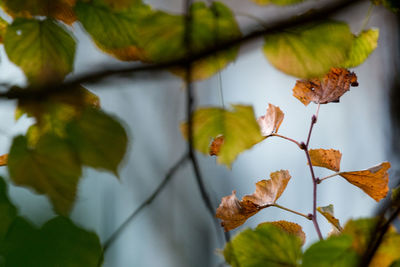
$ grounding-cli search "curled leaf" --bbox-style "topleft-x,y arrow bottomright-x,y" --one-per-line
292,68 -> 358,106
209,135 -> 224,156
258,220 -> 306,245
309,148 -> 342,172
216,170 -> 291,231
340,162 -> 390,202
0,154 -> 8,166
317,204 -> 342,232
257,103 -> 284,136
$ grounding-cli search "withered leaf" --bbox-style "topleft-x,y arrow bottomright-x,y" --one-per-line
258,220 -> 306,245
209,136 -> 224,156
216,170 -> 291,231
293,68 -> 358,106
257,103 -> 284,136
340,162 -> 390,202
0,154 -> 8,166
317,204 -> 342,232
309,148 -> 342,172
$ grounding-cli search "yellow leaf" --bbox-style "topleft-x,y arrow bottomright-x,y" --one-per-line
309,148 -> 342,172
257,103 -> 284,136
292,68 -> 358,106
216,170 -> 291,231
258,220 -> 306,245
340,162 -> 390,202
317,204 -> 342,232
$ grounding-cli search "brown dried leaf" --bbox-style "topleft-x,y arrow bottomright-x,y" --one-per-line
340,162 -> 390,202
0,154 -> 8,166
209,136 -> 224,156
309,148 -> 342,172
292,68 -> 358,106
216,170 -> 291,231
258,220 -> 306,245
243,170 -> 291,206
257,103 -> 284,136
317,204 -> 342,232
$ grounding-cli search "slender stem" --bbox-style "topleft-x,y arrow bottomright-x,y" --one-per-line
318,172 -> 341,183
102,153 -> 189,253
272,203 -> 312,220
360,3 -> 374,33
235,12 -> 268,29
268,133 -> 302,148
306,104 -> 319,147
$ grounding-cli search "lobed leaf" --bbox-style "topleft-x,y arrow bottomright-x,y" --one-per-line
317,204 -> 342,232
292,68 -> 358,106
339,162 -> 390,202
302,235 -> 359,267
257,103 -> 285,136
309,148 -> 342,172
216,170 -> 291,231
181,105 -> 264,167
258,220 -> 306,245
8,134 -> 82,215
263,21 -> 353,78
223,223 -> 302,267
4,18 -> 76,86
343,29 -> 379,68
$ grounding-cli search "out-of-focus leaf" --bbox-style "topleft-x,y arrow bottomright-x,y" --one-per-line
343,29 -> 379,68
263,21 -> 353,78
0,216 -> 102,266
0,155 -> 7,166
0,177 -> 17,241
309,148 -> 342,172
4,18 -> 76,86
75,0 -> 150,61
66,108 -> 128,175
373,0 -> 400,12
343,218 -> 400,267
0,0 -> 77,25
339,162 -> 390,202
0,17 -> 8,43
8,134 -> 82,215
317,204 -> 342,232
258,220 -> 306,245
181,105 -> 264,167
251,0 -> 304,5
216,170 -> 291,231
257,103 -> 284,136
292,68 -> 358,106
223,223 -> 302,267
139,2 -> 241,81
302,235 -> 359,267
391,185 -> 400,207
391,260 -> 400,267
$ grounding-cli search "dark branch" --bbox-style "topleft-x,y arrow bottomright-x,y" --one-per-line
0,0 -> 365,100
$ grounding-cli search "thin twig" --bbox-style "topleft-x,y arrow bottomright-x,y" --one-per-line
268,133 -> 302,148
0,0 -> 365,100
318,172 -> 341,183
102,153 -> 189,252
272,203 -> 312,220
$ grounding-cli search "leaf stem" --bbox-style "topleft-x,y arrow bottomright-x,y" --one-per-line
268,133 -> 302,148
272,203 -> 312,221
360,2 -> 374,33
318,172 -> 341,183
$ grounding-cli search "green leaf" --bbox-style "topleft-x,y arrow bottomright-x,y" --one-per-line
4,18 -> 76,86
342,29 -> 379,68
181,105 -> 264,167
75,0 -> 151,61
391,260 -> 400,267
8,134 -> 82,216
0,178 -> 17,241
391,185 -> 400,207
223,223 -> 302,267
302,235 -> 359,267
250,0 -> 304,5
138,1 -> 241,81
263,21 -> 353,78
0,0 -> 77,24
343,218 -> 400,267
0,17 -> 8,43
0,216 -> 102,267
372,0 -> 400,12
66,108 -> 128,175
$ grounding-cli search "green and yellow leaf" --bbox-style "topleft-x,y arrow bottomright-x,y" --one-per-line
258,220 -> 306,245
343,29 -> 379,68
0,177 -> 17,240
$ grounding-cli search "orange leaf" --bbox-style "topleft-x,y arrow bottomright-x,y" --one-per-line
309,149 -> 342,172
292,68 -> 358,106
0,154 -> 7,166
317,204 -> 342,232
257,103 -> 284,136
216,170 -> 291,231
209,136 -> 224,156
258,220 -> 306,245
340,162 -> 390,202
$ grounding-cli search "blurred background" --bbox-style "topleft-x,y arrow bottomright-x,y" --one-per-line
0,0 -> 399,266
